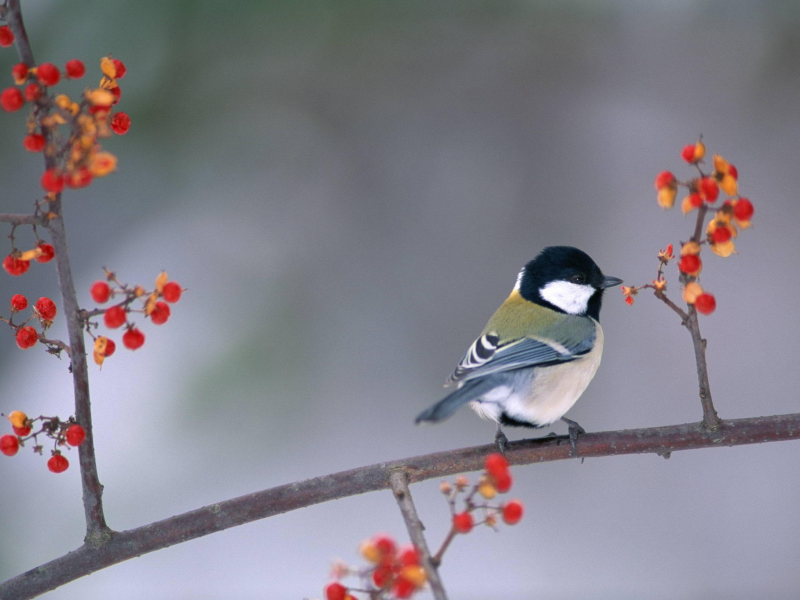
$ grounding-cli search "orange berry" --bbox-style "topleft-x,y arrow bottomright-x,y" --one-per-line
112,58 -> 127,79
15,326 -> 38,349
41,168 -> 64,193
681,144 -> 697,163
104,305 -> 127,328
12,63 -> 28,84
654,170 -> 675,190
110,112 -> 131,135
11,294 -> 27,311
122,327 -> 145,350
162,281 -> 182,303
324,582 -> 347,600
734,198 -> 754,221
35,297 -> 57,320
35,243 -> 54,263
66,424 -> 86,446
91,281 -> 111,303
65,167 -> 93,189
36,62 -> 61,86
698,178 -> 719,202
24,82 -> 41,102
64,59 -> 86,79
3,254 -> 30,276
0,434 -> 19,456
0,25 -> 14,47
484,452 -> 510,480
678,254 -> 702,276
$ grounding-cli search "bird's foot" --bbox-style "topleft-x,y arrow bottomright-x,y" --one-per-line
494,425 -> 509,455
561,417 -> 586,458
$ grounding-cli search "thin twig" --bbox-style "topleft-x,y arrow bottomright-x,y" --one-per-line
4,0 -> 110,542
2,413 -> 800,600
388,470 -> 449,600
0,213 -> 45,226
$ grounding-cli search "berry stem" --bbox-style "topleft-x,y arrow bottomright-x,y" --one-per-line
388,470 -> 449,600
4,0 -> 111,543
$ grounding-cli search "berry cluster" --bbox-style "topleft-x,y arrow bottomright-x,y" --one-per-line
321,454 -> 524,599
3,240 -> 54,276
0,49 -> 129,196
0,410 -> 86,473
624,139 -> 755,314
2,292 -> 64,354
324,535 -> 427,600
443,453 -> 524,535
85,270 -> 183,365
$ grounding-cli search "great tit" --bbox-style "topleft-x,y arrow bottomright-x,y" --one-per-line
415,246 -> 622,452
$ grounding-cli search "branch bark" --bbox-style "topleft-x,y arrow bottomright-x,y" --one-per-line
2,413 -> 800,600
388,470 -> 449,600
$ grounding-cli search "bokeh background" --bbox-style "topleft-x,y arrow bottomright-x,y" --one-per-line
2,1 -> 800,598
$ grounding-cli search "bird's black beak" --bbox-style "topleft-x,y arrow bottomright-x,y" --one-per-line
600,276 -> 624,289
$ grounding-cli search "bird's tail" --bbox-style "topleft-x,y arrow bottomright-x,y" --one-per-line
415,379 -> 494,423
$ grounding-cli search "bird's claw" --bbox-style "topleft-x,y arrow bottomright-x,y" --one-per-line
494,425 -> 509,455
561,417 -> 585,459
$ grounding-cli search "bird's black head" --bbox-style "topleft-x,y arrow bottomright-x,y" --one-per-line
516,246 -> 622,320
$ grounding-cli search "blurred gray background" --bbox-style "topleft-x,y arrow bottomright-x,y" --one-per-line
1,1 -> 800,598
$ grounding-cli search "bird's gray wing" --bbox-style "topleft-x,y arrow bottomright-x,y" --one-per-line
445,326 -> 595,385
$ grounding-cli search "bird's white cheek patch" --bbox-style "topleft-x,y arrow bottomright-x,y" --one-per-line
539,281 -> 595,315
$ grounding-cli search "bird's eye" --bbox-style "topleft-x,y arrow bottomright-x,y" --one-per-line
570,274 -> 586,284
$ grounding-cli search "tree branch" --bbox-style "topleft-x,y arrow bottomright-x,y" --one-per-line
388,470 -> 449,600
4,0 -> 110,542
0,213 -> 45,226
2,413 -> 800,600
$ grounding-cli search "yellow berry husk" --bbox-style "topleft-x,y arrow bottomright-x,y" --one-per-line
94,336 -> 109,355
18,247 -> 43,261
681,241 -> 701,256
657,187 -> 677,209
85,88 -> 114,107
720,174 -> 738,196
439,481 -> 452,494
694,139 -> 706,161
710,239 -> 736,257
400,565 -> 427,588
55,94 -> 72,111
359,541 -> 381,564
683,282 -> 704,304
455,475 -> 469,490
680,195 -> 697,215
156,271 -> 169,293
485,514 -> 498,527
8,411 -> 28,429
478,480 -> 497,499
134,285 -> 145,297
93,350 -> 105,367
145,293 -> 158,315
100,56 -> 117,79
89,152 -> 118,177
713,154 -> 729,173
652,278 -> 667,292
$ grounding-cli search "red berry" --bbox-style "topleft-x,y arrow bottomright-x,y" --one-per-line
374,534 -> 396,557
392,577 -> 415,599
727,164 -> 738,180
23,133 -> 45,152
324,582 -> 347,600
0,25 -> 14,47
162,281 -> 182,303
104,338 -> 116,357
0,87 -> 24,112
24,82 -> 41,102
484,452 -> 510,480
36,62 -> 60,86
104,305 -> 127,328
35,297 -> 57,320
41,168 -> 64,193
16,326 -> 38,349
493,470 -> 513,493
654,170 -> 675,190
12,63 -> 28,83
35,242 -> 54,263
688,193 -> 703,209
110,112 -> 131,135
103,306 -> 127,329
112,58 -> 127,79
122,327 -> 145,350
734,198 -> 754,221
695,293 -> 716,315
66,424 -> 86,446
91,281 -> 111,303
372,564 -> 393,588
711,227 -> 732,244
64,59 -> 86,79
453,512 -> 474,534
678,254 -> 702,275
3,254 -> 30,276
502,500 -> 524,525
398,545 -> 420,566
109,85 -> 121,104
10,294 -> 27,311
150,301 -> 171,325
65,167 -> 93,189
699,177 -> 719,202
47,453 -> 69,473
0,434 -> 19,456
681,144 -> 697,163
12,425 -> 31,436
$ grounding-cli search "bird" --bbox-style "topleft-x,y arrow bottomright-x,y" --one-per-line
415,246 -> 622,454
